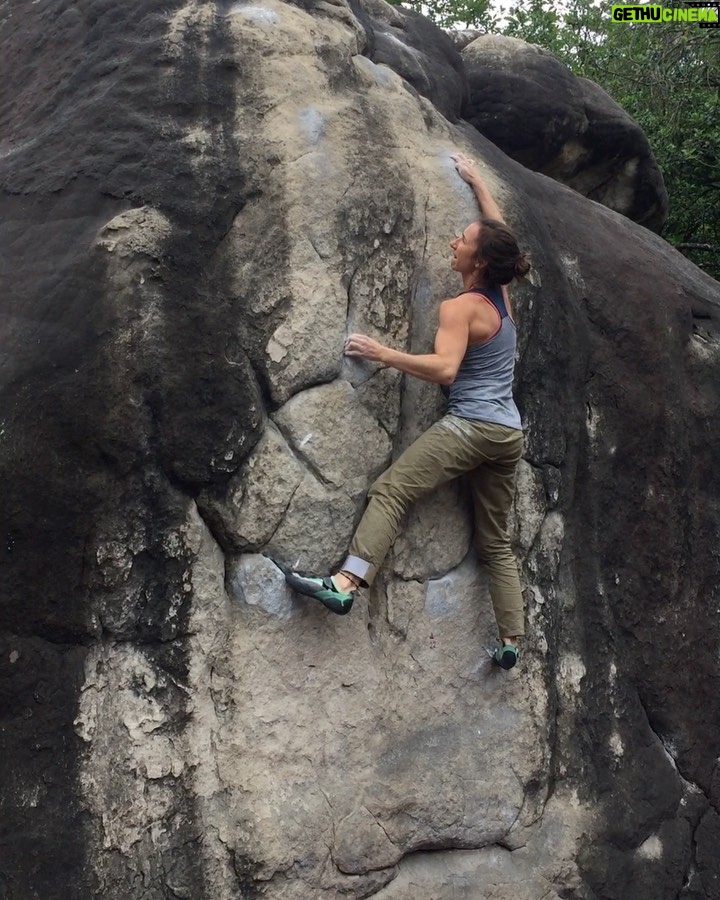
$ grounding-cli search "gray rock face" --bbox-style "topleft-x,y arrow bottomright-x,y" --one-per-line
461,35 -> 669,231
357,0 -> 468,121
2,2 -> 720,900
226,553 -> 297,618
200,422 -> 305,551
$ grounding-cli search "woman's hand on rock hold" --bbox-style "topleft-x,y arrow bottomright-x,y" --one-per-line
344,333 -> 386,362
451,152 -> 479,184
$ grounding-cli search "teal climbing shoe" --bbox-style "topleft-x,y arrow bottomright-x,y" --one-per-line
493,643 -> 520,670
284,571 -> 354,615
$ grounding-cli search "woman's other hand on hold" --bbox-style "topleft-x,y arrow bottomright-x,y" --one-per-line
344,333 -> 386,362
451,152 -> 480,185
451,151 -> 504,222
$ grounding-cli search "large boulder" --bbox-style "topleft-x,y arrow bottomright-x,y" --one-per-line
1,2 -> 719,899
461,34 -> 669,231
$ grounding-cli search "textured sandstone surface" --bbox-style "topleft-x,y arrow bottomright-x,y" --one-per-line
1,2 -> 719,899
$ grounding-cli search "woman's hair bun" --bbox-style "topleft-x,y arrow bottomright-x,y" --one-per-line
514,255 -> 531,279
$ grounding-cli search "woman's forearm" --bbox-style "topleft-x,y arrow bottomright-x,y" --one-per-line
381,347 -> 455,386
469,175 -> 504,223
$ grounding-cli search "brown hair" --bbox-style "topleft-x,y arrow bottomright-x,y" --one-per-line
475,217 -> 531,286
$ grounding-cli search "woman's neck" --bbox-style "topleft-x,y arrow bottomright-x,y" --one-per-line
463,272 -> 490,291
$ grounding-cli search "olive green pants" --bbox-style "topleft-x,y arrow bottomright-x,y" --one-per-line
341,415 -> 525,637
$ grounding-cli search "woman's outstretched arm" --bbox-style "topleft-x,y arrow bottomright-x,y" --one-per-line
451,152 -> 506,224
344,297 -> 471,386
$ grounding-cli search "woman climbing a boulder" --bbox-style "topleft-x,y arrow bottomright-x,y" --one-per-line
285,152 -> 530,670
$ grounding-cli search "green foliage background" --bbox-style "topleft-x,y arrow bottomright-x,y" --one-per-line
396,0 -> 720,279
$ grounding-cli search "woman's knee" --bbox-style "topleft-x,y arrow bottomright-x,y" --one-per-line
476,539 -> 514,565
368,474 -> 414,511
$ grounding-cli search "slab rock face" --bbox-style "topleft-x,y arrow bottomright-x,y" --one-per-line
1,3 -> 719,900
461,35 -> 669,231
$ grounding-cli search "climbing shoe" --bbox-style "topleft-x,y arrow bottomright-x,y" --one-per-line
493,643 -> 520,670
284,571 -> 354,615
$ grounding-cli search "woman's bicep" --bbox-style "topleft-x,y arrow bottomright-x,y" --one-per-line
434,301 -> 470,378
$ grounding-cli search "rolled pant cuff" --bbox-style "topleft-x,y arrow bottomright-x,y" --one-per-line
340,555 -> 374,588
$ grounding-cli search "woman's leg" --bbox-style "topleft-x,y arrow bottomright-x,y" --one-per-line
286,416 -> 523,622
287,417 -> 484,608
341,417 -> 495,587
468,432 -> 524,641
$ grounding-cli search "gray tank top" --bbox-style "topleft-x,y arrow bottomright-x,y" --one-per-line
446,285 -> 522,430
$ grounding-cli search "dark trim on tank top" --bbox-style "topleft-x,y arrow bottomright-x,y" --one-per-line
456,285 -> 513,347
470,285 -> 510,316
457,284 -> 516,321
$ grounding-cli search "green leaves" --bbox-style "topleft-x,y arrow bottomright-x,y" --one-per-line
392,0 -> 499,30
